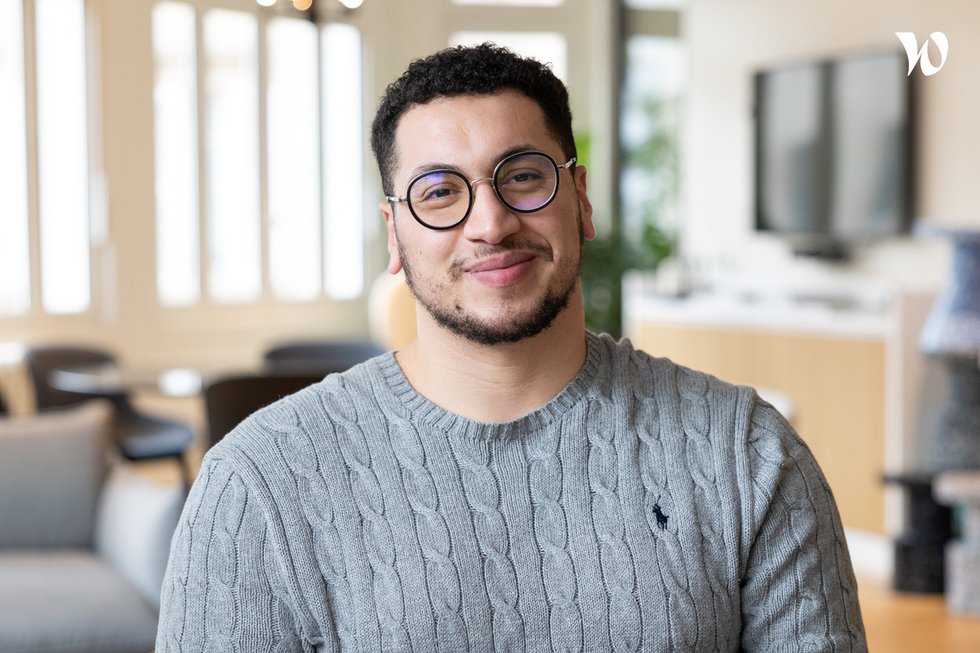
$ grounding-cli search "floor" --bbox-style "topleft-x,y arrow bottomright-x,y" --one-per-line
859,574 -> 980,652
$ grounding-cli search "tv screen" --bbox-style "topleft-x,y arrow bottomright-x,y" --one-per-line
753,50 -> 914,256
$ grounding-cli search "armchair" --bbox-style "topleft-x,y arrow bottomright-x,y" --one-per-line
0,401 -> 184,653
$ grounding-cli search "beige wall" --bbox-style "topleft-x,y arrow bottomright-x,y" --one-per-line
683,0 -> 979,291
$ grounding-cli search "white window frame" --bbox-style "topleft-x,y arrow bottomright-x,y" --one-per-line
0,0 -> 97,320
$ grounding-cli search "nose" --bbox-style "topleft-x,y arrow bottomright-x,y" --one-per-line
462,178 -> 521,244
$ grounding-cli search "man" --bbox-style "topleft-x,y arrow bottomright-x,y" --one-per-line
157,44 -> 867,651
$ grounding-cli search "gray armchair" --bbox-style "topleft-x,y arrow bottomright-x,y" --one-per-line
0,401 -> 184,653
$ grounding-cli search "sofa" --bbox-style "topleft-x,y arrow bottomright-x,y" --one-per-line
0,401 -> 184,653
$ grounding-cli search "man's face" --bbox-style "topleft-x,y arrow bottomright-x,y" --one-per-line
381,90 -> 594,346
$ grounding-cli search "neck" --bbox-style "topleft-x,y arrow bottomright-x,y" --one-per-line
395,291 -> 589,423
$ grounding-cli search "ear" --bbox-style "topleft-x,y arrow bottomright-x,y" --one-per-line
574,165 -> 596,241
380,201 -> 403,274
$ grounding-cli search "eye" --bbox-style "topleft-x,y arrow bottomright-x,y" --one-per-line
502,169 -> 545,185
496,153 -> 554,190
422,185 -> 456,201
410,172 -> 467,206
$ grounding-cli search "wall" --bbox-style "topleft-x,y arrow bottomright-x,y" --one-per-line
682,0 -> 979,294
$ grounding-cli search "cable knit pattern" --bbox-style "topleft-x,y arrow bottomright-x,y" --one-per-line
450,436 -> 525,651
264,532 -> 303,653
678,368 -> 736,651
527,421 -> 582,652
586,398 -> 642,652
206,475 -> 246,652
332,383 -> 411,650
631,371 -> 699,649
157,332 -> 868,652
388,411 -> 469,651
274,410 -> 357,650
160,462 -> 210,653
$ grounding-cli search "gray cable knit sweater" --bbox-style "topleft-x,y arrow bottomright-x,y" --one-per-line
157,332 -> 867,652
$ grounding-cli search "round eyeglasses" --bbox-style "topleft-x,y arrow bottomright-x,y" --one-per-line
385,150 -> 576,231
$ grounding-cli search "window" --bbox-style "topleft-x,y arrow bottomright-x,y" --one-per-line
152,2 -> 365,306
152,1 -> 199,306
203,9 -> 261,303
36,0 -> 91,314
620,35 -> 684,240
0,0 -> 92,316
618,1 -> 684,248
0,0 -> 29,315
322,22 -> 364,300
267,17 -> 320,301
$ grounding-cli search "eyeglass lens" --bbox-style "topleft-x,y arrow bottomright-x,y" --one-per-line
407,152 -> 559,229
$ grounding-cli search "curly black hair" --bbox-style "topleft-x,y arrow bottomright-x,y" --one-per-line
370,43 -> 576,196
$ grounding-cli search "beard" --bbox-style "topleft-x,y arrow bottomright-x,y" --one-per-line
398,209 -> 585,346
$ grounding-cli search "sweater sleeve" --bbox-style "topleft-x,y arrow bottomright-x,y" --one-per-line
155,457 -> 307,652
739,399 -> 868,652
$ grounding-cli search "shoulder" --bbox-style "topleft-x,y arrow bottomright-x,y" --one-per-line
592,332 -> 809,485
590,331 -> 757,418
186,356 -> 397,571
205,355 -> 395,482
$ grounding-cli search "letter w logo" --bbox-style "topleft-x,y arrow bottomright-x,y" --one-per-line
895,31 -> 949,76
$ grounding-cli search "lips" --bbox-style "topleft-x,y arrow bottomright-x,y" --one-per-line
464,252 -> 538,287
465,252 -> 536,274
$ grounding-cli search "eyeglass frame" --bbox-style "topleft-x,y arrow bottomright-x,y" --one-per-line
384,149 -> 577,231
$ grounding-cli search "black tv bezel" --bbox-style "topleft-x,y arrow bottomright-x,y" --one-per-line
752,49 -> 917,261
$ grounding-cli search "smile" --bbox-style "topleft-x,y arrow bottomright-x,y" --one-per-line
465,253 -> 537,287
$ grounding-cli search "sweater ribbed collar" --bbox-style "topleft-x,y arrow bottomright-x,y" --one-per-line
373,331 -> 605,441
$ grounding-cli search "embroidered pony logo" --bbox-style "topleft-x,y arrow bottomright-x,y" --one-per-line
652,496 -> 669,530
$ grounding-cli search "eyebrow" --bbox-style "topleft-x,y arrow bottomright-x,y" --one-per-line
404,143 -> 540,180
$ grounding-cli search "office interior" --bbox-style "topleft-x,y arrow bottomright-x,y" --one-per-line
2,0 -> 980,651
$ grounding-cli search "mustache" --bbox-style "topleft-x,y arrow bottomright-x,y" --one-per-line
448,239 -> 554,279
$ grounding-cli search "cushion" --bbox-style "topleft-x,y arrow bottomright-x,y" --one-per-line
0,550 -> 158,653
94,463 -> 184,610
0,402 -> 111,548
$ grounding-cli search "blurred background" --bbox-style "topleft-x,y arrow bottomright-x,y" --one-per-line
2,0 -> 980,649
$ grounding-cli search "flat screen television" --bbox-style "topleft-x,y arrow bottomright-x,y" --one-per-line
753,50 -> 915,260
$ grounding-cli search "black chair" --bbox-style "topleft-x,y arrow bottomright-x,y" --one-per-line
203,373 -> 323,450
24,346 -> 194,485
25,347 -> 115,411
262,339 -> 385,375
